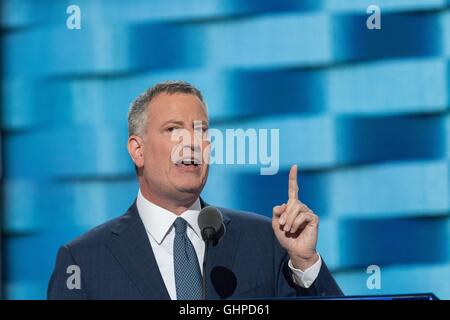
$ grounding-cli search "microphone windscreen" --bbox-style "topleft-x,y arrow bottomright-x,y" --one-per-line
197,206 -> 223,234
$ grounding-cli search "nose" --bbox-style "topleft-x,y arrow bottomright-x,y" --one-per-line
174,126 -> 203,158
188,126 -> 203,156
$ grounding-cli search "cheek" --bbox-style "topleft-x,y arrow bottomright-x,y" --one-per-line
146,138 -> 174,161
201,141 -> 211,162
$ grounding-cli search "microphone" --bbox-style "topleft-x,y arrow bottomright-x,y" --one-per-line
198,206 -> 225,245
197,206 -> 225,300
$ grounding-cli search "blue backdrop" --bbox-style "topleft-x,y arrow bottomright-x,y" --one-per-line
1,0 -> 449,299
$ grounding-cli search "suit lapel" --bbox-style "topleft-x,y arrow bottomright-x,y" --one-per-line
106,202 -> 170,300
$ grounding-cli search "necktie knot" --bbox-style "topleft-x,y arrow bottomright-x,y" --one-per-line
174,217 -> 188,235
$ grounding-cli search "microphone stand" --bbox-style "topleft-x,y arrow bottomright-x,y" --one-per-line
202,237 -> 213,300
201,223 -> 224,300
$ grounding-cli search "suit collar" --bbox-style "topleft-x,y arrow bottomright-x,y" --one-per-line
110,197 -> 231,235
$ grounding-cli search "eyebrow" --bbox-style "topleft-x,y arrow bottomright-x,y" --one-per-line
161,120 -> 185,127
161,120 -> 209,127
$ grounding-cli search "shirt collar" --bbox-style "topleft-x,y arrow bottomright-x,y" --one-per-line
136,189 -> 202,245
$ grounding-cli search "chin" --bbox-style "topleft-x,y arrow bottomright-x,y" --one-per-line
175,180 -> 204,194
177,185 -> 202,194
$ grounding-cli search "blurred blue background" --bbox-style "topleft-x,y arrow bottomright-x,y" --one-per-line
1,0 -> 450,299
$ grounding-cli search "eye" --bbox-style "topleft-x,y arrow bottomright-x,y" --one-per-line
167,126 -> 180,132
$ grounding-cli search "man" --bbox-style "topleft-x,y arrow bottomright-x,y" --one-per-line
48,81 -> 342,299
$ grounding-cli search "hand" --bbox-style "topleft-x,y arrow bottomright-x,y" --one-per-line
272,164 -> 320,270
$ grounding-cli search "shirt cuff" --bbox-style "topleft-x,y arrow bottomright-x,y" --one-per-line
288,254 -> 322,288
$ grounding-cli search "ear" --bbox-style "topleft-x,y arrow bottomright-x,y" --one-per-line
127,135 -> 145,168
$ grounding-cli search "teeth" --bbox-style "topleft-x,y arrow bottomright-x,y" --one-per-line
179,159 -> 200,165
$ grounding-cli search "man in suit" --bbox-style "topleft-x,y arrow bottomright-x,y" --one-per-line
48,81 -> 342,299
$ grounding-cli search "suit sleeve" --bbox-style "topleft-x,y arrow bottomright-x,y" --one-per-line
274,239 -> 343,297
284,257 -> 344,297
47,245 -> 88,300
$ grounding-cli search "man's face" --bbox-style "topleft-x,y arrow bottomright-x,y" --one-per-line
136,92 -> 209,202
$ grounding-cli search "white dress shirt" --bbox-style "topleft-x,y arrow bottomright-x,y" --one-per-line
136,190 -> 322,300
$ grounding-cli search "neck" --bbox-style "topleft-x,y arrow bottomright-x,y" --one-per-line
139,186 -> 199,216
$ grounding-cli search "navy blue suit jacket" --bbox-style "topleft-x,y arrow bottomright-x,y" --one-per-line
48,201 -> 343,299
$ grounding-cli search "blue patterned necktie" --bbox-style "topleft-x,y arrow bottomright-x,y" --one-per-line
173,217 -> 203,300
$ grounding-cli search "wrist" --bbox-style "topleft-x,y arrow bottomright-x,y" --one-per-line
289,251 -> 319,271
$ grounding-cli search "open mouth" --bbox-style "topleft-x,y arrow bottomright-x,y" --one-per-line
176,158 -> 201,167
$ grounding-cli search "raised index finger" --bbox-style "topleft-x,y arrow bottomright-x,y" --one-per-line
288,164 -> 299,200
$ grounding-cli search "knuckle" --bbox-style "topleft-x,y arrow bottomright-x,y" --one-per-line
286,212 -> 296,224
293,217 -> 302,227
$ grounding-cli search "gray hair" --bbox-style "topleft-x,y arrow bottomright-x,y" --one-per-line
127,80 -> 206,137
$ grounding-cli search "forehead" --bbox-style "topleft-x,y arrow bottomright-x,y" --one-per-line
147,92 -> 208,123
